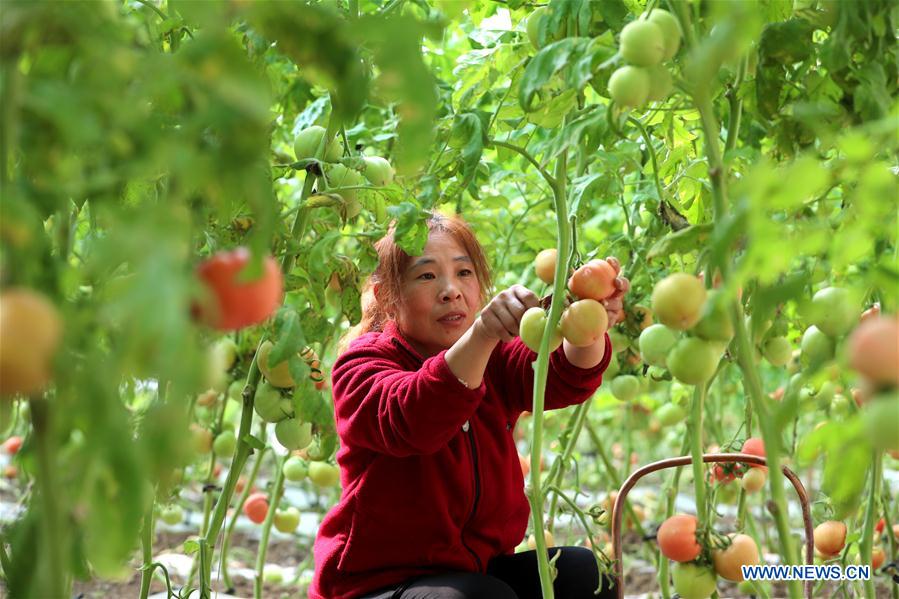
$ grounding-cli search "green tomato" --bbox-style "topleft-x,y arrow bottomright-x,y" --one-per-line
693,290 -> 734,342
273,506 -> 301,533
608,329 -> 630,354
326,164 -> 367,206
275,418 -> 313,451
294,125 -> 341,162
362,156 -> 394,186
283,456 -> 309,482
308,461 -> 340,488
648,9 -> 682,60
655,402 -> 686,427
862,396 -> 899,451
809,287 -> 856,338
639,324 -> 678,367
608,65 -> 650,108
619,20 -> 665,66
646,65 -> 673,102
604,355 -> 620,378
519,307 -> 563,353
525,7 -> 563,49
159,504 -> 184,526
213,430 -> 237,456
610,375 -> 640,401
668,337 -> 720,386
672,562 -> 718,599
254,382 -> 293,423
801,325 -> 835,368
763,336 -> 793,367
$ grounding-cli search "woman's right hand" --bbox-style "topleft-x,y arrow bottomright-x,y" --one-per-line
475,285 -> 541,343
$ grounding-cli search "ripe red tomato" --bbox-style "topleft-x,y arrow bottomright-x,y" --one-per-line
814,521 -> 847,557
3,436 -> 23,455
741,437 -> 767,472
568,259 -> 617,301
871,546 -> 885,570
194,248 -> 283,331
243,492 -> 269,524
657,514 -> 702,562
534,249 -> 558,285
875,518 -> 885,535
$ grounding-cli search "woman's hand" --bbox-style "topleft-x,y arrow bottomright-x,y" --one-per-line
599,257 -> 630,327
476,285 -> 541,343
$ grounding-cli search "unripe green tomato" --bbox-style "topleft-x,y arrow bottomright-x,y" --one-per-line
652,273 -> 707,331
801,325 -> 835,367
668,337 -> 719,385
672,562 -> 718,599
639,324 -> 677,367
159,504 -> 184,525
608,329 -> 630,354
648,9 -> 682,60
610,375 -> 640,401
619,20 -> 665,66
862,396 -> 899,451
519,307 -> 563,353
814,381 -> 836,409
283,456 -> 309,482
604,355 -> 620,378
763,336 -> 793,367
608,65 -> 650,108
275,418 -> 313,451
211,338 -> 238,372
646,65 -> 673,102
294,126 -> 342,162
809,287 -> 856,338
830,394 -> 851,417
362,156 -> 394,186
227,380 -> 244,402
273,506 -> 301,533
694,290 -> 734,342
263,565 -> 284,585
213,430 -> 237,456
655,402 -> 686,427
525,7 -> 563,50
308,461 -> 340,488
254,382 -> 293,423
327,164 -> 366,206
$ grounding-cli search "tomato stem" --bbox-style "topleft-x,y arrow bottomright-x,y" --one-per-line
860,450 -> 882,599
254,453 -> 287,599
138,494 -> 156,599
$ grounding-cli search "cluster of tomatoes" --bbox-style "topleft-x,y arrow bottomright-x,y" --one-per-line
520,249 -> 617,353
607,10 -> 681,109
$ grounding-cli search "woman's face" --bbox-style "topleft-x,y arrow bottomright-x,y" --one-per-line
390,232 -> 482,358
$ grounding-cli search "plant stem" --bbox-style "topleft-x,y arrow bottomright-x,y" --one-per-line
221,424 -> 268,591
689,385 -> 708,519
491,139 -> 558,189
254,453 -> 287,599
547,402 -> 589,525
29,398 -> 68,599
860,450 -> 882,599
528,149 -> 569,599
138,495 -> 156,599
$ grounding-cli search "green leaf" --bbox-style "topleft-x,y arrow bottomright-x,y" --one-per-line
242,434 -> 267,451
647,224 -> 714,260
449,112 -> 486,183
759,19 -> 815,65
519,38 -> 589,112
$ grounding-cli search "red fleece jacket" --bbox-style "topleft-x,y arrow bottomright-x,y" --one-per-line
309,320 -> 612,599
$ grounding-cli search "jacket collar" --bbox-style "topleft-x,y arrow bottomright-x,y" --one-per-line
382,319 -> 426,363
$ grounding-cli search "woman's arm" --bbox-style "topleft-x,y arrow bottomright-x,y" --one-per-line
562,335 -> 606,368
444,318 -> 500,389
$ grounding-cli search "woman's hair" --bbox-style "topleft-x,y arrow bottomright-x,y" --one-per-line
337,211 -> 493,354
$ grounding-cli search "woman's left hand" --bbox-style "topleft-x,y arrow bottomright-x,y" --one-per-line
600,257 -> 630,327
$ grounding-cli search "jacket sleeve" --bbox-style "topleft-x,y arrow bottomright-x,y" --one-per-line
491,333 -> 613,415
331,342 -> 486,457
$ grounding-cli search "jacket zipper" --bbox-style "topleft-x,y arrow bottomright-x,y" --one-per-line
460,420 -> 483,571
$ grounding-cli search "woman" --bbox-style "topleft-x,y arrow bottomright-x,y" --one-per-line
309,212 -> 629,599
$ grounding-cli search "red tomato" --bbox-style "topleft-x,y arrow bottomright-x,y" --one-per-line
657,514 -> 702,562
712,534 -> 760,582
243,492 -> 269,524
875,518 -> 885,535
3,436 -> 23,455
568,259 -> 617,302
871,546 -> 885,570
3,465 -> 17,479
194,248 -> 283,331
741,437 -> 767,472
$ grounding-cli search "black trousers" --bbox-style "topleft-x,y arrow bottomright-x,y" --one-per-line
359,546 -> 618,599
